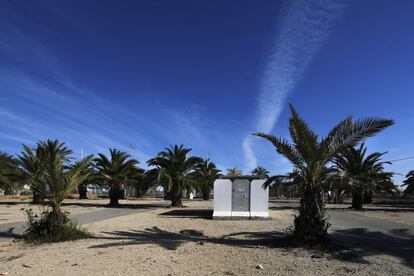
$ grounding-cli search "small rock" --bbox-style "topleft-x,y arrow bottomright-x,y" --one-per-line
22,264 -> 32,268
71,263 -> 78,267
0,272 -> 9,275
256,264 -> 263,270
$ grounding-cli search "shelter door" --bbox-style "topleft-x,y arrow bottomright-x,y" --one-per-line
232,179 -> 250,212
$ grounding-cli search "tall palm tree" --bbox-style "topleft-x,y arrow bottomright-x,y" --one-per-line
251,166 -> 270,179
147,145 -> 202,207
226,167 -> 242,177
94,149 -> 139,206
18,140 -> 72,203
402,170 -> 414,196
255,104 -> 394,242
334,143 -> 396,209
191,159 -> 221,200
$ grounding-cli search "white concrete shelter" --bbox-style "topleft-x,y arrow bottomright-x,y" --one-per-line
213,177 -> 269,219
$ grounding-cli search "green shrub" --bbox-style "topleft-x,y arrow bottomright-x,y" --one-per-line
23,208 -> 91,243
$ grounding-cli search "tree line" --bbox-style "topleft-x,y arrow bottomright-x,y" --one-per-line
1,104 -> 413,243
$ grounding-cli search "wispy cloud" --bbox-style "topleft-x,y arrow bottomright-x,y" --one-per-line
242,136 -> 257,170
243,0 -> 347,171
166,105 -> 206,148
0,22 -> 211,164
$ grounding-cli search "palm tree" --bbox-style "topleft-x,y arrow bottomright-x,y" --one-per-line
69,155 -> 95,199
263,170 -> 306,198
125,166 -> 146,198
191,159 -> 221,200
226,167 -> 242,177
402,170 -> 414,196
94,149 -> 139,206
38,140 -> 91,225
251,166 -> 270,179
147,145 -> 202,207
18,145 -> 46,203
18,140 -> 72,203
334,143 -> 396,209
0,152 -> 22,195
255,104 -> 394,242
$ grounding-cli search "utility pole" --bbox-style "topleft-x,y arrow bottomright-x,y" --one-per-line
128,144 -> 137,199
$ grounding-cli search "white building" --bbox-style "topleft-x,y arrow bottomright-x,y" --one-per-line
213,176 -> 269,219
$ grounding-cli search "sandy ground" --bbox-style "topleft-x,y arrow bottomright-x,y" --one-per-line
1,200 -> 413,276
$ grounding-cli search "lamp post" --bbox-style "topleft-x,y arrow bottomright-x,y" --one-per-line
125,144 -> 137,198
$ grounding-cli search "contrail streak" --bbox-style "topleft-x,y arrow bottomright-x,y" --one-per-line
243,0 -> 347,171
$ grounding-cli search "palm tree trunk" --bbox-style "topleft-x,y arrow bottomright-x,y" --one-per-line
363,190 -> 373,204
333,188 -> 339,204
171,196 -> 183,207
32,190 -> 44,204
108,183 -> 120,206
202,190 -> 210,200
352,187 -> 364,209
78,184 -> 88,199
135,187 -> 143,198
169,180 -> 184,207
294,185 -> 329,242
49,205 -> 66,228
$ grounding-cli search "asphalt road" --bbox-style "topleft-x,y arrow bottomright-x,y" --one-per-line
270,201 -> 414,234
0,201 -> 168,238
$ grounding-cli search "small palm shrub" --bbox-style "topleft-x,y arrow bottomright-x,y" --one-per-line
23,208 -> 90,243
18,139 -> 92,243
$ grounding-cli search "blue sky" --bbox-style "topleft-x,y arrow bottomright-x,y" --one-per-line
1,0 -> 413,184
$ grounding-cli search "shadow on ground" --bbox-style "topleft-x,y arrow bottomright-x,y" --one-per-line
330,228 -> 414,268
158,209 -> 213,219
269,205 -> 299,211
60,202 -> 168,210
89,226 -> 414,268
90,227 -> 287,250
0,227 -> 22,239
0,201 -> 28,206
